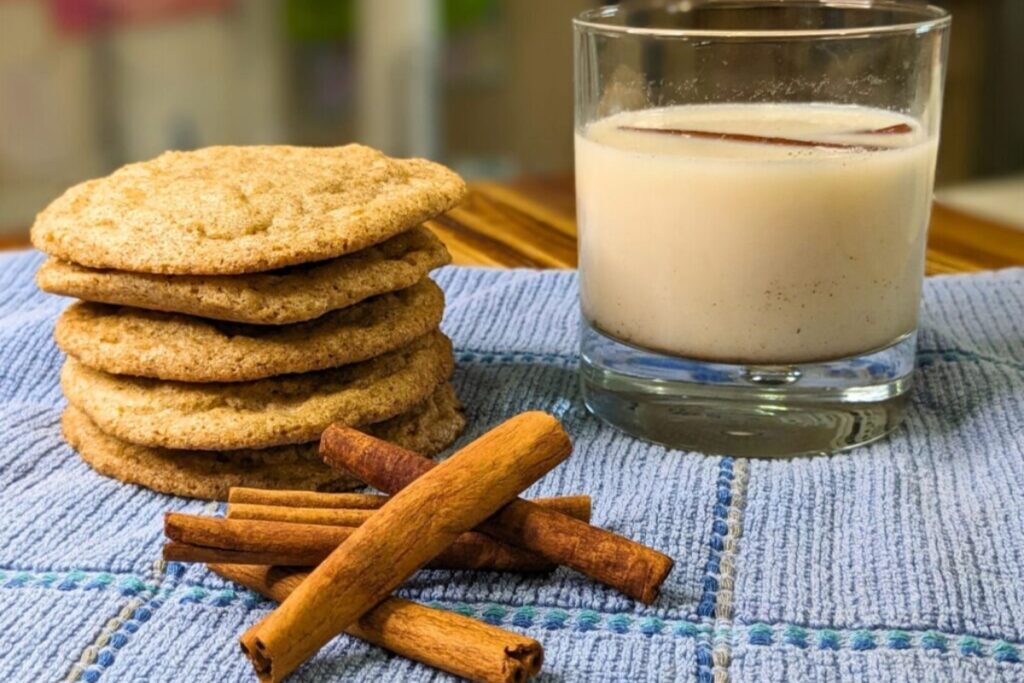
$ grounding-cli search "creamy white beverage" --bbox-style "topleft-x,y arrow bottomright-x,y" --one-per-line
576,104 -> 939,364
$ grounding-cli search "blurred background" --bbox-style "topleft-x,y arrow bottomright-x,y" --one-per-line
1,0 -> 1022,242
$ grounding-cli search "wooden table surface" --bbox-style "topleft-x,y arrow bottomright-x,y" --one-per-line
4,176 -> 1023,275
428,176 -> 1024,275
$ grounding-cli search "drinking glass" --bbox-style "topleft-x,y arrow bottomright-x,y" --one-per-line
574,1 -> 951,456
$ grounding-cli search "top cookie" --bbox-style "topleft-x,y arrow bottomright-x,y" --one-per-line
31,145 -> 466,275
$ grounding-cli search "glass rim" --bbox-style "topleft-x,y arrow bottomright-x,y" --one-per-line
573,1 -> 951,40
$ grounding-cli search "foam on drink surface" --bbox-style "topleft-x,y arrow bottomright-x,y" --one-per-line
576,103 -> 938,364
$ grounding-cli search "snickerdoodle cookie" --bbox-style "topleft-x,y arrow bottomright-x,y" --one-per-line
31,145 -> 465,274
61,331 -> 454,451
63,383 -> 465,500
55,280 -> 444,382
36,227 -> 450,324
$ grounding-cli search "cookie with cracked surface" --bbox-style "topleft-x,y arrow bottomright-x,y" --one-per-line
36,226 -> 450,325
31,145 -> 466,274
55,279 -> 444,382
61,331 -> 454,450
62,384 -> 465,500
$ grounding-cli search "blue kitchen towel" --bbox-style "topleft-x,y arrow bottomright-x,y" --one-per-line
1,248 -> 1023,682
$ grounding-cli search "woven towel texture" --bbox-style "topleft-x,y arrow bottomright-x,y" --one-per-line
1,249 -> 1022,682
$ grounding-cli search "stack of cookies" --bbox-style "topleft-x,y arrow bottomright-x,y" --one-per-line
31,144 -> 468,500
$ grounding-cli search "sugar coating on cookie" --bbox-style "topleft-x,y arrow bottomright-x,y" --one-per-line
61,331 -> 454,450
63,384 -> 465,500
36,226 -> 451,325
55,279 -> 445,382
31,145 -> 466,275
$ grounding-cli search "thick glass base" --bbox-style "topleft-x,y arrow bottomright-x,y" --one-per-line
580,320 -> 915,457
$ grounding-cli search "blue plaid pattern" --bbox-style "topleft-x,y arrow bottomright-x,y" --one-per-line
2,249 -> 1023,682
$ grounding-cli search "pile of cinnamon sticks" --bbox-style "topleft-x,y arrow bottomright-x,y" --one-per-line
164,411 -> 674,682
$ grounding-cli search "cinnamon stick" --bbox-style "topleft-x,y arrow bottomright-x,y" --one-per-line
241,412 -> 571,682
865,123 -> 914,135
164,514 -> 556,572
618,124 -> 911,151
320,426 -> 674,604
164,542 -> 327,567
211,564 -> 542,683
226,495 -> 591,527
227,504 -> 374,527
228,488 -> 388,509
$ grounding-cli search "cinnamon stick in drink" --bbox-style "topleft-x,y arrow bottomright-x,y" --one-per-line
211,564 -> 542,683
164,514 -> 556,572
320,427 -> 674,604
241,411 -> 571,682
618,122 -> 913,151
226,495 -> 591,527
